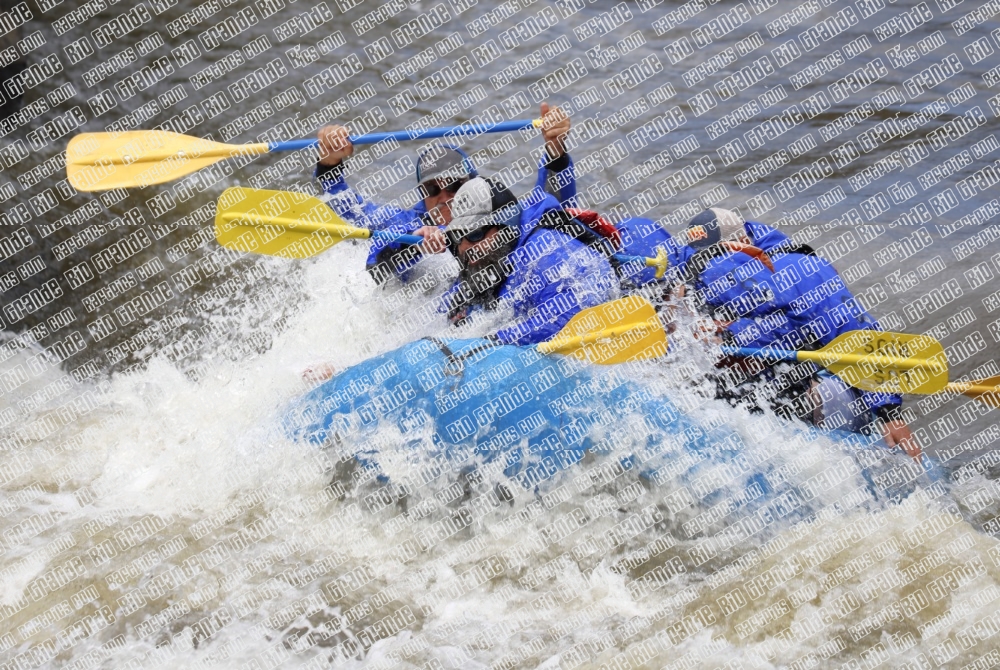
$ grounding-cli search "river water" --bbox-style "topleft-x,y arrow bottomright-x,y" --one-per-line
3,0 -> 1000,667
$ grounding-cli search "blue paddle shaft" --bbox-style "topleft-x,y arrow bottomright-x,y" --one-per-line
720,346 -> 799,362
615,253 -> 650,266
269,139 -> 317,152
268,119 -> 537,153
372,230 -> 423,245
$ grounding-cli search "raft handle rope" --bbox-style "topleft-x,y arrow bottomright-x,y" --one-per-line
422,337 -> 502,378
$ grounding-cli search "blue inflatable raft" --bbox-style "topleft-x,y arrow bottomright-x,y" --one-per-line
283,338 -> 944,516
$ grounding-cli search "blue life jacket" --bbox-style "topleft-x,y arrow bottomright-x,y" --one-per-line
614,216 -> 683,288
441,191 -> 617,346
317,152 -> 577,282
743,222 -> 902,414
670,221 -> 901,414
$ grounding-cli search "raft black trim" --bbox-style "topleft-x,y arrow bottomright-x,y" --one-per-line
781,243 -> 816,257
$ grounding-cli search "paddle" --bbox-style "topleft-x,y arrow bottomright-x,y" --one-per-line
537,295 -> 667,365
722,336 -> 999,406
214,187 -> 423,258
66,119 -> 542,191
720,330 -> 948,395
214,187 -> 670,277
944,377 -> 1000,407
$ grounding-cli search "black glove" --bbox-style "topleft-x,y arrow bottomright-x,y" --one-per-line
545,152 -> 570,172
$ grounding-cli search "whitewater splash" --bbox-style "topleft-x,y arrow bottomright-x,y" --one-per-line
1,242 -> 999,670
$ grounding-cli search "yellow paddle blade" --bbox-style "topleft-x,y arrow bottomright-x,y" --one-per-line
215,187 -> 370,259
66,131 -> 269,191
537,295 -> 667,365
801,330 -> 948,394
946,376 -> 1000,407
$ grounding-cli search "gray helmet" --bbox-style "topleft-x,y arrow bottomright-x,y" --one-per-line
415,144 -> 477,184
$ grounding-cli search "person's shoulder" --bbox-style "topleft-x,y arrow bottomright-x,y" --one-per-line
521,191 -> 562,220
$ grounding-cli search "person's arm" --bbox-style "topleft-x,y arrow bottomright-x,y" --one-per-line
535,152 -> 576,206
316,166 -> 428,282
861,393 -> 919,458
493,289 -> 586,346
493,234 -> 616,345
533,102 -> 576,206
364,220 -> 426,285
435,279 -> 477,323
837,310 -> 918,457
315,161 -> 410,232
799,257 -> 919,457
316,125 -> 405,231
874,402 -> 920,459
316,124 -> 354,199
315,125 -> 435,283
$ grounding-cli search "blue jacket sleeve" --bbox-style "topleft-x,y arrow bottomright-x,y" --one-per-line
859,391 -> 902,414
532,153 -> 576,207
316,163 -> 411,232
493,232 -> 616,346
316,163 -> 427,281
786,255 -> 903,413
